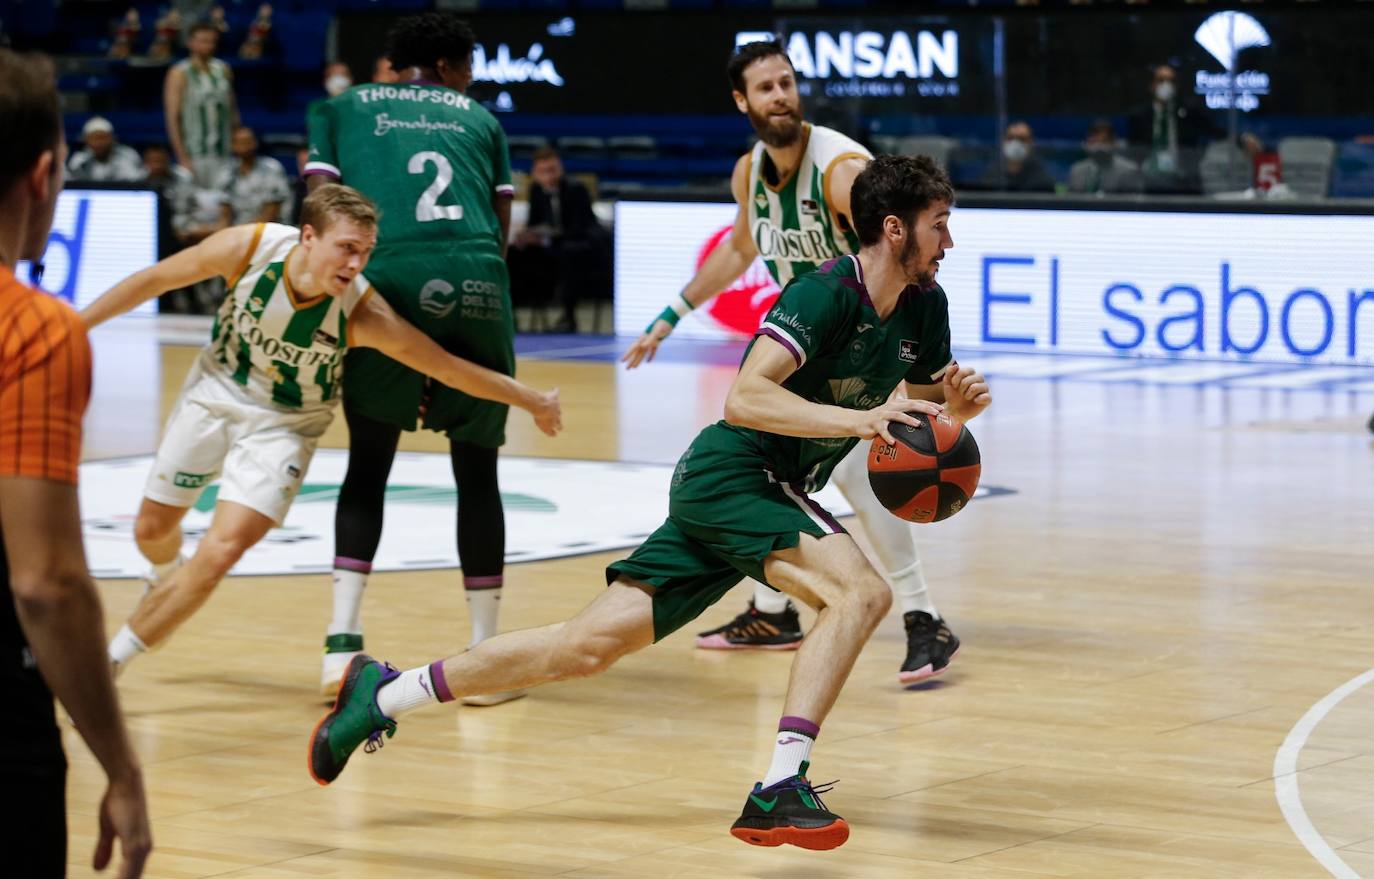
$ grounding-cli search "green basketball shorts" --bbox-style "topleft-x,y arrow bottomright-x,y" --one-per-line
607,423 -> 847,641
343,249 -> 514,446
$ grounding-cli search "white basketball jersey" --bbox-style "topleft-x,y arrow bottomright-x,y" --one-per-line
203,223 -> 371,413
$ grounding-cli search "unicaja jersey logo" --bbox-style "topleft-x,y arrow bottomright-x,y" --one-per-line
1192,12 -> 1271,112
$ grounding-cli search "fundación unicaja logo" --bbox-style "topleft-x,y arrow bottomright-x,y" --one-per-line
1192,11 -> 1271,113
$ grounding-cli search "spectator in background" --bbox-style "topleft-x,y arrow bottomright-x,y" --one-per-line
517,147 -> 606,333
147,7 -> 181,61
238,3 -> 273,61
108,7 -> 141,60
67,116 -> 145,182
1127,64 -> 1214,194
216,125 -> 291,225
1068,119 -> 1144,195
307,61 -> 354,124
141,144 -> 196,244
290,146 -> 311,224
164,21 -> 238,187
978,121 -> 1054,193
323,60 -> 353,97
142,144 -> 200,312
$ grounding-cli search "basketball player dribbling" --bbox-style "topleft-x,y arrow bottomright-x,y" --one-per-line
309,155 -> 991,851
622,40 -> 960,683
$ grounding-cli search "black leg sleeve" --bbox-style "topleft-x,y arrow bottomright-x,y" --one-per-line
450,441 -> 505,579
334,404 -> 403,564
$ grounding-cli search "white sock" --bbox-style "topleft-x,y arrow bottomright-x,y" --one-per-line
375,661 -> 450,719
109,625 -> 147,669
464,577 -> 502,646
329,566 -> 369,635
752,581 -> 790,614
891,560 -> 937,618
762,717 -> 818,787
149,554 -> 184,583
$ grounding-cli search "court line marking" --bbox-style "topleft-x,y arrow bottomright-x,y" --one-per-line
1274,667 -> 1374,879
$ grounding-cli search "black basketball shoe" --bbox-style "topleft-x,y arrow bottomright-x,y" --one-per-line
730,761 -> 849,850
695,599 -> 803,650
899,611 -> 960,684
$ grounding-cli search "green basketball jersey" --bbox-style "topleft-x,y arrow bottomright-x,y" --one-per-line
204,223 -> 372,413
724,254 -> 953,490
306,82 -> 513,258
746,123 -> 871,288
174,57 -> 233,159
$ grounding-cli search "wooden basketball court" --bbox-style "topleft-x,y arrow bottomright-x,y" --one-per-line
63,324 -> 1374,878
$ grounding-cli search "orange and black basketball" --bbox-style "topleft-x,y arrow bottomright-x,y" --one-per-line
867,413 -> 981,523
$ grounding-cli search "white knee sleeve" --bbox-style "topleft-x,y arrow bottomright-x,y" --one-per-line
830,445 -> 917,575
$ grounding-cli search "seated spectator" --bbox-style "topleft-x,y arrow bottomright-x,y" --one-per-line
147,7 -> 181,61
978,121 -> 1055,193
141,144 -> 195,235
68,117 -> 146,183
141,144 -> 199,312
215,125 -> 291,225
512,147 -> 608,333
239,4 -> 273,61
108,8 -> 141,60
1068,120 -> 1144,195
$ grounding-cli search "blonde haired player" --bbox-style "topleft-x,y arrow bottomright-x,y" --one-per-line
622,41 -> 956,683
83,184 -> 561,674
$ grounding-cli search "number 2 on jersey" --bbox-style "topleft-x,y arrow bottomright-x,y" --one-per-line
408,151 -> 464,222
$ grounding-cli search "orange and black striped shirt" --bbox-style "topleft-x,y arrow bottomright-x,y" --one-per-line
0,263 -> 92,485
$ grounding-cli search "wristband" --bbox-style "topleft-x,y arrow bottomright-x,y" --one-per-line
646,294 -> 694,333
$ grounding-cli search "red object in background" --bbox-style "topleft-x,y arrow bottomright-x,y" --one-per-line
696,225 -> 782,337
1253,151 -> 1282,192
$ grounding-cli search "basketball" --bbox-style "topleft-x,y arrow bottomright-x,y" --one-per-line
867,413 -> 981,523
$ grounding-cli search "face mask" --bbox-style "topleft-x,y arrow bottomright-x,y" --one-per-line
1002,139 -> 1029,163
1154,81 -> 1175,103
1086,143 -> 1113,162
325,74 -> 352,97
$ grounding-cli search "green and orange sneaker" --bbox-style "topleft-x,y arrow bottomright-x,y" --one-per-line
730,761 -> 849,850
308,654 -> 398,785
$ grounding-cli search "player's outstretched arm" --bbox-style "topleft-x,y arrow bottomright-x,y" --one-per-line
82,225 -> 257,329
724,335 -> 943,445
350,293 -> 562,436
622,154 -> 759,369
904,363 -> 991,423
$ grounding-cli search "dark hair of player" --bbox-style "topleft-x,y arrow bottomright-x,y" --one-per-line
386,12 -> 477,73
727,39 -> 792,93
0,49 -> 61,199
850,155 -> 955,248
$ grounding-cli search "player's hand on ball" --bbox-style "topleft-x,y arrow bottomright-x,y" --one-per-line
530,388 -> 562,436
855,397 -> 945,446
621,319 -> 674,369
942,362 -> 991,421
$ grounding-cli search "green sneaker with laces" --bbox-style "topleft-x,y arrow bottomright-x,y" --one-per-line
308,654 -> 398,785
